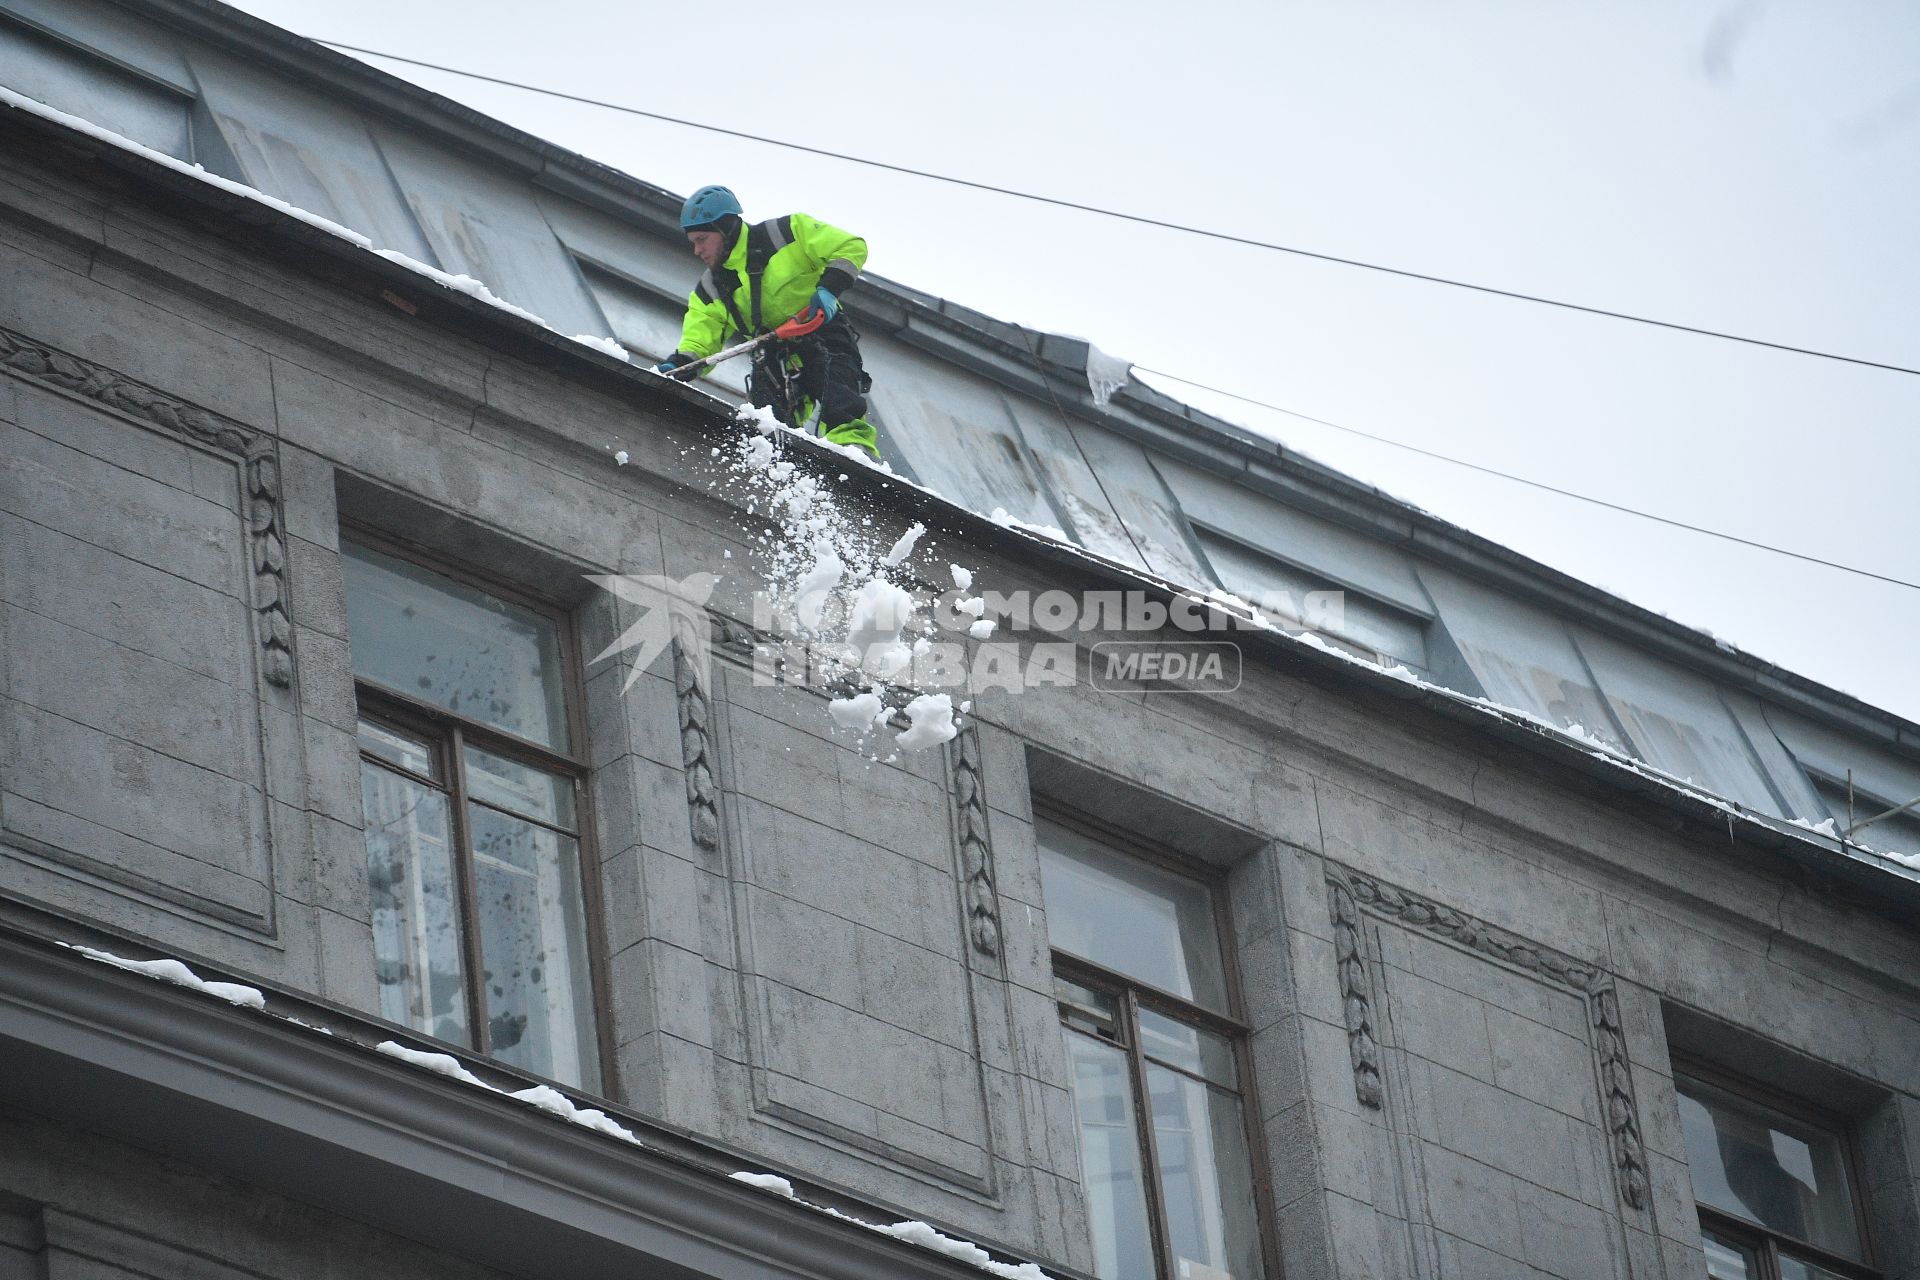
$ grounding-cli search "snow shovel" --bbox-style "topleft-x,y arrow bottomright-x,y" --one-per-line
654,306 -> 828,381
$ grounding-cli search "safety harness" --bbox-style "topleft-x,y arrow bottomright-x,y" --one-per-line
695,217 -> 829,427
695,216 -> 794,340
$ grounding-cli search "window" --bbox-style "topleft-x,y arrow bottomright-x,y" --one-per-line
0,14 -> 194,159
343,536 -> 606,1092
1037,814 -> 1270,1280
576,259 -> 748,397
1192,526 -> 1428,673
1676,1069 -> 1877,1279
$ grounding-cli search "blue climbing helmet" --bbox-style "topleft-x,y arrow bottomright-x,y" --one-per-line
680,184 -> 742,230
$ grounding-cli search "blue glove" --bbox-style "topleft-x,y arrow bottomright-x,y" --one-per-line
653,360 -> 678,374
811,287 -> 839,324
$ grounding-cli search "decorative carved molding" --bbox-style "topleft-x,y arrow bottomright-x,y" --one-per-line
672,615 -> 720,852
951,724 -> 1001,957
1587,983 -> 1652,1211
1340,870 -> 1599,991
1325,875 -> 1385,1109
0,326 -> 293,686
244,441 -> 294,687
1326,865 -> 1650,1211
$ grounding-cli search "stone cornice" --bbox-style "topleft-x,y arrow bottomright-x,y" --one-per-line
0,926 -> 1054,1280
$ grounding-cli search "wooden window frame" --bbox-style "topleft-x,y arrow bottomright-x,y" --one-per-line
1036,803 -> 1283,1280
344,524 -> 618,1099
1674,1056 -> 1881,1280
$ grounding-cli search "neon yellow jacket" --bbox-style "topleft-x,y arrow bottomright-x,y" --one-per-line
673,213 -> 866,361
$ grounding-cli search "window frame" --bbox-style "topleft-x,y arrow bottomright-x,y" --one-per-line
344,523 -> 618,1098
1673,1056 -> 1881,1280
1036,803 -> 1282,1280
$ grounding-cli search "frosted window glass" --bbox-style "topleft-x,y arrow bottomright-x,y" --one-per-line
1037,819 -> 1226,1013
1064,1029 -> 1155,1280
1677,1077 -> 1861,1260
344,541 -> 570,750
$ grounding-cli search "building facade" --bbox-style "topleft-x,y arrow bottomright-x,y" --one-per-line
3,4 -> 1919,1280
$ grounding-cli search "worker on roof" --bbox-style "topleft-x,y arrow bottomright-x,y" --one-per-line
655,185 -> 879,459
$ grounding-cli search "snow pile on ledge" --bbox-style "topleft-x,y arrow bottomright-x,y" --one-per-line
376,1041 -> 491,1087
726,1171 -> 1053,1280
67,944 -> 266,1009
988,507 -> 1071,543
873,1219 -> 1053,1280
510,1084 -> 640,1142
375,1041 -> 644,1145
729,1171 -> 795,1197
569,333 -> 632,362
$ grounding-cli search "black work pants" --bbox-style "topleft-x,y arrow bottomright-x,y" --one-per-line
749,316 -> 869,431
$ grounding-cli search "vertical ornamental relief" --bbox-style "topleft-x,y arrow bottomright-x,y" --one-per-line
951,723 -> 1001,958
1326,875 -> 1385,1109
672,615 -> 720,853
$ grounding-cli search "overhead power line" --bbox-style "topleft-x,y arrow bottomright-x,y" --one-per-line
1131,365 -> 1920,592
314,39 -> 1919,380
308,38 -> 1916,590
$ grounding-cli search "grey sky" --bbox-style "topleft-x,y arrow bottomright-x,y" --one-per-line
226,0 -> 1920,720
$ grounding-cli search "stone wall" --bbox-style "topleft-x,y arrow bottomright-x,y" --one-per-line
2,129 -> 1917,1280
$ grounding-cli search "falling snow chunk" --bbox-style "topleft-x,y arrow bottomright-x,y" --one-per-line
896,693 -> 958,751
882,522 -> 926,567
795,548 -> 846,630
730,1172 -> 796,1197
69,945 -> 267,1009
968,619 -> 997,640
735,404 -> 783,435
614,450 -> 630,466
376,1041 -> 495,1088
950,564 -> 973,592
828,690 -> 889,731
846,578 -> 919,678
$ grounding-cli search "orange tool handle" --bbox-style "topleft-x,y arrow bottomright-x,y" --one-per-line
774,307 -> 827,340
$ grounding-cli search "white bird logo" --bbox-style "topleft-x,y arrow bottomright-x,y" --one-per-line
587,572 -> 720,694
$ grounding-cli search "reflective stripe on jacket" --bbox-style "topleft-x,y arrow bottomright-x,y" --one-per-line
675,213 -> 866,360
